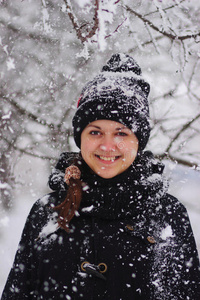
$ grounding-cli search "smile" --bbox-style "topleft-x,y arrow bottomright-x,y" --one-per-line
95,155 -> 120,161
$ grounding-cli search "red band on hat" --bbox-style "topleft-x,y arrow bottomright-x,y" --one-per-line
77,96 -> 82,108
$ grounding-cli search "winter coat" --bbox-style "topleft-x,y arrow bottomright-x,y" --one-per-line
1,151 -> 200,300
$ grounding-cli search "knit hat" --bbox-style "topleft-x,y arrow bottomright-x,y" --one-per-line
72,53 -> 150,150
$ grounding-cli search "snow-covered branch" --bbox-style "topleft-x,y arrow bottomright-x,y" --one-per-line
0,19 -> 58,44
63,0 -> 99,43
124,5 -> 200,42
155,153 -> 199,170
3,95 -> 57,130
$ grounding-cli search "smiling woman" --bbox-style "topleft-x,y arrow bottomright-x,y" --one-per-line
1,53 -> 200,300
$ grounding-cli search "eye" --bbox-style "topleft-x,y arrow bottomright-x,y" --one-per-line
89,130 -> 101,136
116,132 -> 128,136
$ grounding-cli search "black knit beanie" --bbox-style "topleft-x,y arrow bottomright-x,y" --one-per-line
72,53 -> 150,150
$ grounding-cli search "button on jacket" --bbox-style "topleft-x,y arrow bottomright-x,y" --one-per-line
1,151 -> 200,300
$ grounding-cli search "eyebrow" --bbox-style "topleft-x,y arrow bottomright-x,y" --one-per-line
87,125 -> 128,131
87,125 -> 101,129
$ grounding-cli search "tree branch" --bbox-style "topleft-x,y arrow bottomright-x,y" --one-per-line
2,135 -> 55,161
63,0 -> 99,43
155,153 -> 200,170
105,17 -> 127,39
187,58 -> 200,92
166,112 -> 200,152
3,93 -> 74,135
0,19 -> 58,44
124,5 -> 200,41
2,94 -> 57,130
144,0 -> 186,17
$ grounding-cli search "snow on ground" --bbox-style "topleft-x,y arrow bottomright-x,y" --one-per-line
166,163 -> 200,254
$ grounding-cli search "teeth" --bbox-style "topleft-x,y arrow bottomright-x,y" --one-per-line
99,156 -> 117,161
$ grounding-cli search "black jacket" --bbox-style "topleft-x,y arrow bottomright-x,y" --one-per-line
1,151 -> 200,300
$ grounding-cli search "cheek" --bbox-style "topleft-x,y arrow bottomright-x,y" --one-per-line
81,142 -> 90,158
130,139 -> 139,151
121,141 -> 138,162
115,137 -> 126,150
81,138 -> 97,158
122,149 -> 137,163
117,140 -> 138,152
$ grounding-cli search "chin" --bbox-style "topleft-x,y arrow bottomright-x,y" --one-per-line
99,174 -> 115,179
96,170 -> 120,179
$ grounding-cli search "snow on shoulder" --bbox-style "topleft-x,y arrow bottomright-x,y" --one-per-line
160,225 -> 174,240
38,211 -> 58,240
81,205 -> 94,213
39,194 -> 50,206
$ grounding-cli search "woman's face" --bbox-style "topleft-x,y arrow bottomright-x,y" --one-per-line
81,120 -> 139,179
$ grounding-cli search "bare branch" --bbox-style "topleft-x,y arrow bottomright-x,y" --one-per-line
150,88 -> 177,104
166,112 -> 200,152
145,24 -> 160,54
2,94 -> 57,130
63,0 -> 99,43
155,153 -> 200,170
128,35 -> 164,53
0,19 -> 58,44
124,5 -> 200,41
188,58 -> 200,91
2,135 -> 55,161
105,17 -> 127,39
144,0 -> 186,17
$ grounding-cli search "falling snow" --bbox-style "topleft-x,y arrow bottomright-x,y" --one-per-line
0,0 -> 200,297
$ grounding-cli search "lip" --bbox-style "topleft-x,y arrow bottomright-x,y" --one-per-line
95,154 -> 121,164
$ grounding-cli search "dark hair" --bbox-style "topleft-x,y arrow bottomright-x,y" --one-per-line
54,158 -> 83,232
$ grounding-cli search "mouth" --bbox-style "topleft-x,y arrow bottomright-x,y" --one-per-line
95,154 -> 121,162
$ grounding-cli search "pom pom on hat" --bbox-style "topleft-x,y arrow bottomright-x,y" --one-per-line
102,53 -> 142,74
72,53 -> 150,150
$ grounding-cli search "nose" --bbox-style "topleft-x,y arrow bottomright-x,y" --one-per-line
99,136 -> 116,152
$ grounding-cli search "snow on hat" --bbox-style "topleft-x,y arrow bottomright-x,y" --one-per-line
72,53 -> 150,150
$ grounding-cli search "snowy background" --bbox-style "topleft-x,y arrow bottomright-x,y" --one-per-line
0,0 -> 200,295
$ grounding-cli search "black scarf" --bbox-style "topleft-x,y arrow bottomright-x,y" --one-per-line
49,151 -> 168,222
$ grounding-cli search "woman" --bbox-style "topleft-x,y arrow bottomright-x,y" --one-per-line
1,53 -> 200,300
